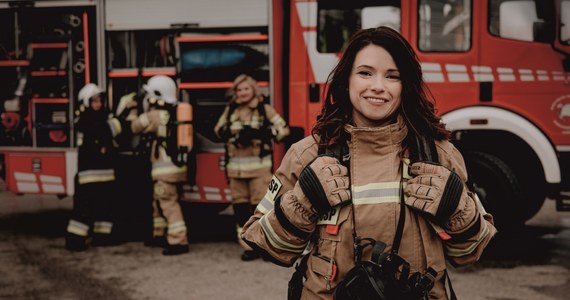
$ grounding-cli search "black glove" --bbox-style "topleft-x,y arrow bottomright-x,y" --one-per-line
234,126 -> 256,147
236,126 -> 275,145
258,127 -> 275,142
218,126 -> 232,142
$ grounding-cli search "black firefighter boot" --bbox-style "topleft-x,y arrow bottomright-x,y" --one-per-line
65,234 -> 87,252
241,250 -> 261,261
234,203 -> 259,261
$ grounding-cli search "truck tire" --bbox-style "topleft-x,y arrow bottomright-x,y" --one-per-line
511,161 -> 547,222
463,151 -> 524,231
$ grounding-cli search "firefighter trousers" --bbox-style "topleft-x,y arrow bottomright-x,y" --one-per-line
67,176 -> 116,241
152,180 -> 188,246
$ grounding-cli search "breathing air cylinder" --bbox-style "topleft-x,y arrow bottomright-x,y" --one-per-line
176,102 -> 193,150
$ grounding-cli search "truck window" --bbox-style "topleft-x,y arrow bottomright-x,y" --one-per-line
317,0 -> 401,53
561,0 -> 570,45
488,0 -> 551,43
418,0 -> 472,52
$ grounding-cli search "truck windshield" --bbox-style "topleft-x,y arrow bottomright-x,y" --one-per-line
488,0 -> 554,43
317,0 -> 401,53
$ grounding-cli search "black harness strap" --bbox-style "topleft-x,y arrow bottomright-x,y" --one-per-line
288,252 -> 311,300
408,133 -> 458,299
222,102 -> 239,182
222,100 -> 273,181
392,181 -> 407,255
256,101 -> 275,171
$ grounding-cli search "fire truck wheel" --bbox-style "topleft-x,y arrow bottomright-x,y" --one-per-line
463,151 -> 525,231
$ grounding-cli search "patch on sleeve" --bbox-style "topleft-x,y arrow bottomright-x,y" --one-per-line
317,206 -> 341,225
264,175 -> 283,203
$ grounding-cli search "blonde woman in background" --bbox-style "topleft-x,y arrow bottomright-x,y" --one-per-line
214,74 -> 290,261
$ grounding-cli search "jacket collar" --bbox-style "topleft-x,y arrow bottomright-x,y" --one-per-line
344,114 -> 408,150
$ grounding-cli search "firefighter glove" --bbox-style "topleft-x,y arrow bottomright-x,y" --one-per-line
217,126 -> 232,142
116,92 -> 137,120
256,127 -> 275,142
297,155 -> 351,215
234,126 -> 258,146
404,162 -> 476,231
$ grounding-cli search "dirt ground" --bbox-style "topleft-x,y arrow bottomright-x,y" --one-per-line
0,194 -> 291,300
1,190 -> 570,300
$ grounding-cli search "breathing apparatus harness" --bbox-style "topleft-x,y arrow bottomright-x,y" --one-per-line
220,100 -> 274,180
145,97 -> 194,169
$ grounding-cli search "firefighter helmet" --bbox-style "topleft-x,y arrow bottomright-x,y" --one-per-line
143,75 -> 178,104
78,83 -> 103,108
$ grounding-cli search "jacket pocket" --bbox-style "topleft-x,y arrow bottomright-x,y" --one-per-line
309,206 -> 352,290
309,253 -> 338,291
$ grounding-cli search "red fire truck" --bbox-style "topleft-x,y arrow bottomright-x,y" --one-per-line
1,0 -> 569,230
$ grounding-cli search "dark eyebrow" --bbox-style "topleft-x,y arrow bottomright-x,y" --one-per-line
354,65 -> 399,72
354,64 -> 374,69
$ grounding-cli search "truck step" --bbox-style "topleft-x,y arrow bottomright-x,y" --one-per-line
556,191 -> 570,211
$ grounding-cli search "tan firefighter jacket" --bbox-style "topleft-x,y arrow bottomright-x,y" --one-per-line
131,107 -> 186,183
214,96 -> 289,179
242,116 -> 497,299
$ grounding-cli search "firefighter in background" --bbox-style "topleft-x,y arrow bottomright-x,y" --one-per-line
65,83 -> 122,251
130,75 -> 190,256
214,74 -> 290,261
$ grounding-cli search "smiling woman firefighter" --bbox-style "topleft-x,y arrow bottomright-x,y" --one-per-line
241,27 -> 497,299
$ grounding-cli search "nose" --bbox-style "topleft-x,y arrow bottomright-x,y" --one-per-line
370,76 -> 386,93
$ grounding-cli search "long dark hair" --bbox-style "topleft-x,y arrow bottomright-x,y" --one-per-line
312,26 -> 450,146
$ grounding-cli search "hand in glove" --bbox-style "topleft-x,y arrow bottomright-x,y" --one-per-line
295,155 -> 351,215
217,126 -> 232,142
234,126 -> 256,147
404,162 -> 476,231
262,127 -> 276,142
116,92 -> 138,120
